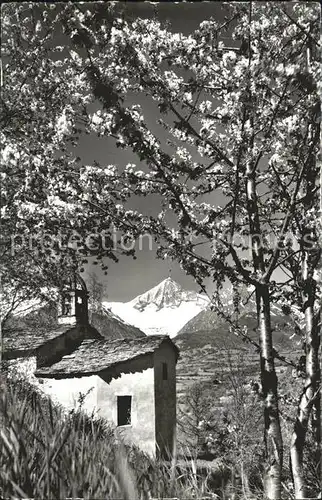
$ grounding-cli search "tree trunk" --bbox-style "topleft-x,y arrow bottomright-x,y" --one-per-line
0,319 -> 2,368
258,284 -> 283,500
290,388 -> 311,500
0,318 -> 4,372
290,252 -> 321,499
240,456 -> 251,499
308,280 -> 321,452
245,160 -> 283,498
291,140 -> 320,498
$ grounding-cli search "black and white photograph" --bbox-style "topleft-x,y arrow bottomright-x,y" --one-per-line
0,2 -> 321,499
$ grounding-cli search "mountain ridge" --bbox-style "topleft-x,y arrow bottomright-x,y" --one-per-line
129,277 -> 208,311
104,277 -> 209,338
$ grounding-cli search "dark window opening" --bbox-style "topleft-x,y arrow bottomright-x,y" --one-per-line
117,396 -> 132,426
162,362 -> 168,381
75,293 -> 86,323
61,293 -> 72,316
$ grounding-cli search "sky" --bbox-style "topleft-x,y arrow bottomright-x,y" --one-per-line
79,2 -> 232,302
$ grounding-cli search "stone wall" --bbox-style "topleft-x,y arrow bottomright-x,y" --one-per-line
98,359 -> 156,456
42,375 -> 98,415
6,356 -> 98,415
154,343 -> 177,458
7,346 -> 177,459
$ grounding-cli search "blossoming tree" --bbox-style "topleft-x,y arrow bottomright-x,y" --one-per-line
1,3 -> 320,498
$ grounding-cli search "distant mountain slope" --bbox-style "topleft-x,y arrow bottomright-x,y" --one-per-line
104,277 -> 209,337
90,306 -> 146,339
6,302 -> 146,342
176,307 -> 302,352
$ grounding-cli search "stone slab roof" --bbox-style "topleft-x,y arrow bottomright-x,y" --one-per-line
3,326 -> 72,356
35,335 -> 179,378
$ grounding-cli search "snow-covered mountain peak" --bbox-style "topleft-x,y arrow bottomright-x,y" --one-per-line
129,277 -> 206,311
104,278 -> 209,338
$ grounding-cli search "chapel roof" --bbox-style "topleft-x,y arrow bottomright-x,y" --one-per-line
3,326 -> 72,356
35,335 -> 179,378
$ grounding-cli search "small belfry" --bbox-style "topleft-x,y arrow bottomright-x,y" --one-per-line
58,274 -> 89,326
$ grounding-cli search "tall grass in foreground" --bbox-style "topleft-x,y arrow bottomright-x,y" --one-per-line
0,376 -> 222,499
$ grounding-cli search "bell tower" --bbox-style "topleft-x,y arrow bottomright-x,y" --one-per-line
58,274 -> 89,326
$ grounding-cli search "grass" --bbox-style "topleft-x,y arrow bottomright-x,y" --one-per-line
0,374 -> 225,499
2,373 -> 314,499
